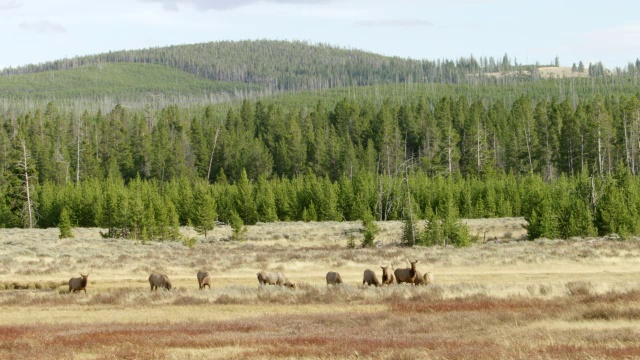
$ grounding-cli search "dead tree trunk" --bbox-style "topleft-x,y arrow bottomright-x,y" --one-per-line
206,126 -> 221,182
20,140 -> 34,228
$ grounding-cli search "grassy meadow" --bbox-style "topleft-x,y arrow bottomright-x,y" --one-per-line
1,219 -> 640,359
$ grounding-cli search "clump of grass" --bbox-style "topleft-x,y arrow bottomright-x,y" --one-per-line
580,289 -> 640,304
346,234 -> 356,249
256,289 -> 295,304
566,281 -> 593,296
538,284 -> 553,296
172,295 -> 210,306
581,306 -> 640,321
215,294 -> 243,304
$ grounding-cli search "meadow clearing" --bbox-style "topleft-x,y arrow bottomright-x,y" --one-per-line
0,218 -> 639,359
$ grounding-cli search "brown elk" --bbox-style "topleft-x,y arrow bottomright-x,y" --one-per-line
381,266 -> 394,285
197,271 -> 210,290
68,274 -> 89,294
362,269 -> 381,287
257,271 -> 295,288
394,260 -> 418,284
326,271 -> 343,286
413,270 -> 433,286
149,274 -> 172,291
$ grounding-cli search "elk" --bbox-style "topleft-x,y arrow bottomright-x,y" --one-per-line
326,271 -> 343,286
197,271 -> 210,290
362,269 -> 381,287
149,274 -> 172,291
257,271 -> 295,288
68,274 -> 89,294
381,266 -> 394,285
394,260 -> 418,284
413,270 -> 433,286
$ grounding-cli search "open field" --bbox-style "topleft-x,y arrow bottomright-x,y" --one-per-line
1,220 -> 640,359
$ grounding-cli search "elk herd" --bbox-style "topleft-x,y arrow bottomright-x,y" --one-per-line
361,260 -> 432,287
66,260 -> 432,294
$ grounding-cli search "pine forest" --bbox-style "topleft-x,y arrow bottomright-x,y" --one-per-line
2,40 -> 640,244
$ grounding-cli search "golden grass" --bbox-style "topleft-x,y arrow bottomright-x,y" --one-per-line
1,221 -> 640,358
484,66 -> 589,79
537,66 -> 590,78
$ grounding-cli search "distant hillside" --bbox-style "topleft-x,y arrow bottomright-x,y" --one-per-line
0,62 -> 261,108
1,40 -> 526,91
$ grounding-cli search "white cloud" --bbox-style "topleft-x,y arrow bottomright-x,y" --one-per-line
0,0 -> 21,11
584,23 -> 640,53
140,0 -> 335,11
18,20 -> 67,34
355,19 -> 433,28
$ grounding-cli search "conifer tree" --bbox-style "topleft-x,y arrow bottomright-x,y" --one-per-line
58,207 -> 74,239
192,182 -> 217,237
361,211 -> 379,248
235,169 -> 258,224
229,210 -> 247,241
255,175 -> 278,222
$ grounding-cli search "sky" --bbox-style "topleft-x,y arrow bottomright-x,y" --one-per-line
1,0 -> 639,71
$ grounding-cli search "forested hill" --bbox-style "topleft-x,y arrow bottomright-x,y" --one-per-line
0,62 -> 261,105
2,40 -> 557,91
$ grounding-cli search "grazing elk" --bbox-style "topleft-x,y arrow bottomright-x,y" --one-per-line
412,270 -> 433,286
68,274 -> 89,294
149,274 -> 172,291
326,271 -> 343,286
197,271 -> 210,290
257,271 -> 295,288
362,269 -> 381,287
381,266 -> 394,285
394,260 -> 418,284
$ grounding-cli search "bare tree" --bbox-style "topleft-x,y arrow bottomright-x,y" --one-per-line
17,139 -> 35,228
206,125 -> 221,182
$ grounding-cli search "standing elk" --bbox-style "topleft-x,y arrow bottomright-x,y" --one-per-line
69,274 -> 89,294
394,260 -> 418,284
381,266 -> 395,285
197,271 -> 210,290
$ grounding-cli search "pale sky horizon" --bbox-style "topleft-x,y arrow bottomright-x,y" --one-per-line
1,0 -> 639,71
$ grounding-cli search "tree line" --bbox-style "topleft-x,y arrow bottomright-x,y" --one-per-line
3,167 -> 640,244
2,92 -> 640,241
7,40 -> 632,92
2,93 -> 640,185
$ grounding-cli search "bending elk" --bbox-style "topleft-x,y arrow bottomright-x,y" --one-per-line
326,271 -> 343,286
257,271 -> 295,288
149,274 -> 172,291
413,270 -> 433,286
69,274 -> 89,294
197,271 -> 210,290
362,269 -> 381,287
394,260 -> 418,284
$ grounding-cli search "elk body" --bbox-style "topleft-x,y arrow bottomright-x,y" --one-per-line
326,271 -> 343,286
394,260 -> 419,284
381,266 -> 395,285
412,270 -> 433,286
362,269 -> 381,287
68,274 -> 88,294
149,274 -> 172,291
197,271 -> 210,290
257,271 -> 295,288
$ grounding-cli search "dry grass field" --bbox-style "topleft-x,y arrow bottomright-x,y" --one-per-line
485,66 -> 589,79
1,218 -> 640,359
